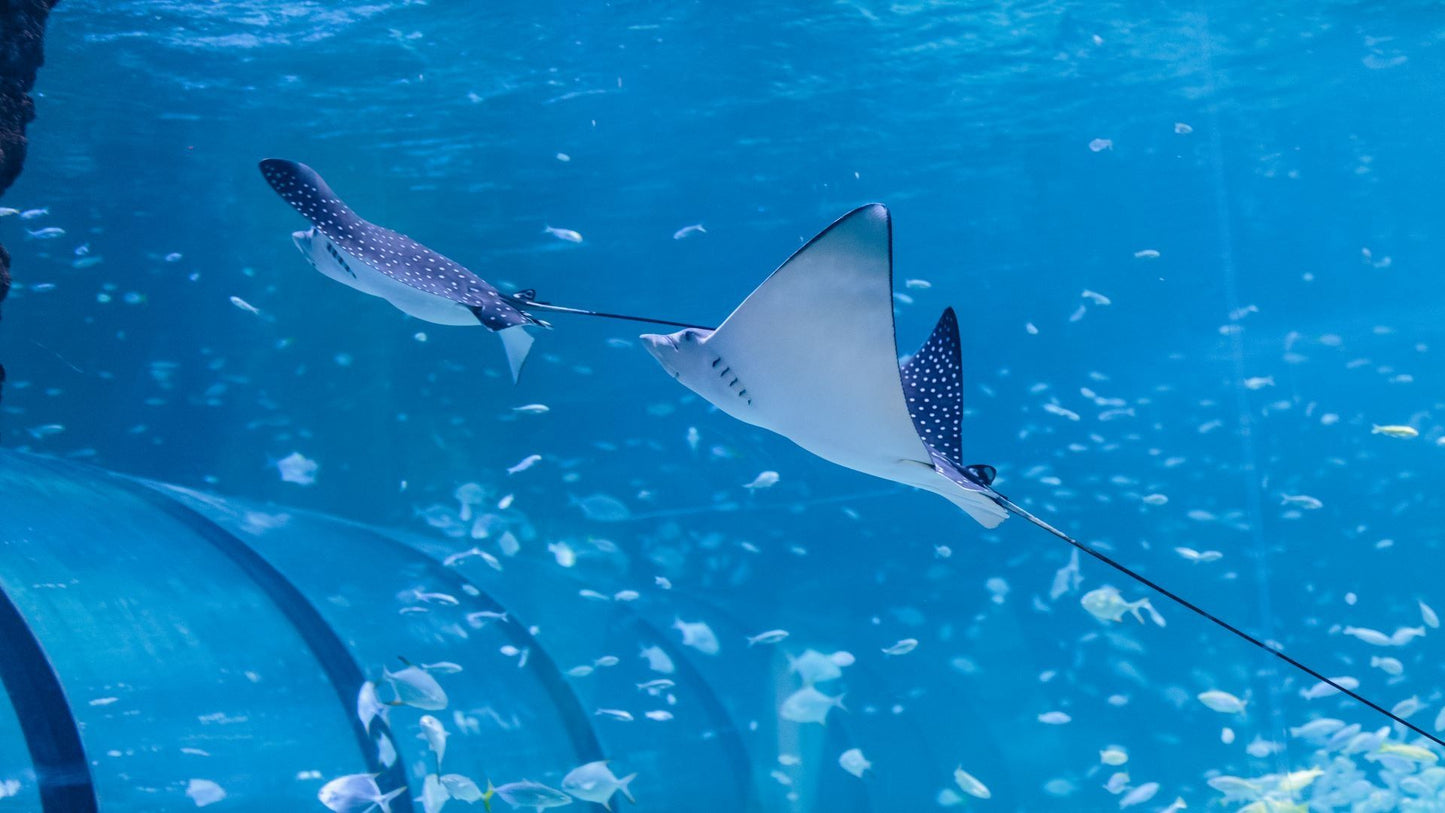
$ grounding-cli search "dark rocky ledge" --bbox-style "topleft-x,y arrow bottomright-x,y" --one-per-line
0,0 -> 59,405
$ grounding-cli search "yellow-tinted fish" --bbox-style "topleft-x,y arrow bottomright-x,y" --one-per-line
1372,424 -> 1419,438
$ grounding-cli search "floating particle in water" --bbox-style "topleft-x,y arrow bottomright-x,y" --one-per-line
747,629 -> 789,646
838,748 -> 871,778
1243,376 -> 1274,390
275,452 -> 317,485
1025,322 -> 1039,335
165,252 -> 183,262
954,766 -> 991,799
674,617 -> 720,654
781,686 -> 844,724
743,470 -> 779,489
1037,711 -> 1071,725
1134,249 -> 1160,259
672,223 -> 706,240
555,153 -> 571,162
882,638 -> 918,656
186,779 -> 226,807
1198,690 -> 1247,714
1174,122 -> 1193,134
543,225 -> 583,243
1088,138 -> 1113,152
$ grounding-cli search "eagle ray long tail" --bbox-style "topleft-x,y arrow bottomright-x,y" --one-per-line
991,492 -> 1445,749
520,299 -> 714,331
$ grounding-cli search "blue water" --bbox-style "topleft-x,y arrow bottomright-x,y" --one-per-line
4,1 -> 1445,810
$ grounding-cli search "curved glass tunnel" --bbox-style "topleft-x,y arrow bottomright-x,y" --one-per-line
0,450 -> 893,812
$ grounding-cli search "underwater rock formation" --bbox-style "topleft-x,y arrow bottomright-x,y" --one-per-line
0,0 -> 59,404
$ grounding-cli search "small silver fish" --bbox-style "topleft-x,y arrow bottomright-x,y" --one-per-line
507,454 -> 542,475
490,779 -> 572,810
543,225 -> 583,243
230,296 -> 261,315
747,629 -> 789,646
19,207 -> 48,219
26,227 -> 64,239
672,223 -> 706,240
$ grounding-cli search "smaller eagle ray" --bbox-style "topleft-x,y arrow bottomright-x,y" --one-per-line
259,159 -> 704,381
640,203 -> 1445,749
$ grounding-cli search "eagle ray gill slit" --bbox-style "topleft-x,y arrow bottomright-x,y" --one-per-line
639,203 -> 1445,749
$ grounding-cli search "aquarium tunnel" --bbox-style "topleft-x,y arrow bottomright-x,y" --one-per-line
0,449 -> 923,812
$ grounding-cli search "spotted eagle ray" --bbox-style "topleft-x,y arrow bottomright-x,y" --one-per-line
641,202 -> 1444,747
259,159 -> 703,380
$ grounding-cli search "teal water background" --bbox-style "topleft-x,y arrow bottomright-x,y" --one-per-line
4,1 -> 1445,809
